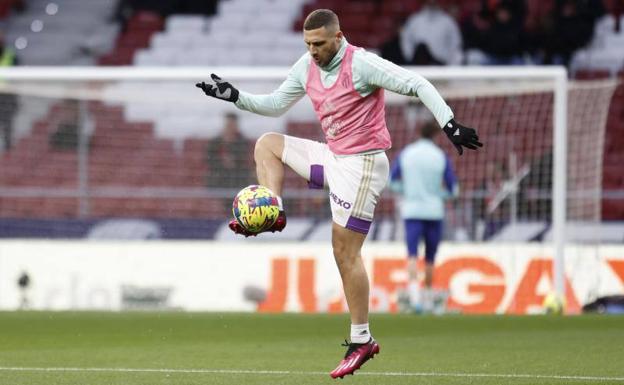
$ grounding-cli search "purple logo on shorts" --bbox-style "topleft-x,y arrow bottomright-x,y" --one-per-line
329,191 -> 352,209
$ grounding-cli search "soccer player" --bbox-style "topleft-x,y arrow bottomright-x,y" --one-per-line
196,9 -> 482,378
390,121 -> 458,313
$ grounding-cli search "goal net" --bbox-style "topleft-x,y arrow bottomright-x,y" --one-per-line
0,67 -> 616,250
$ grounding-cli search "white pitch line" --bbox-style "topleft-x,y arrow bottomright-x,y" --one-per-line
0,367 -> 623,382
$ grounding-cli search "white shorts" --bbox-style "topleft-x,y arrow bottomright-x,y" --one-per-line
282,135 -> 389,234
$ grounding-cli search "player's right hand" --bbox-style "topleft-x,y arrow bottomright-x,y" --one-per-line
195,73 -> 239,103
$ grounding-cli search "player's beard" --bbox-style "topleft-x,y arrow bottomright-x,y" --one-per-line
316,49 -> 338,68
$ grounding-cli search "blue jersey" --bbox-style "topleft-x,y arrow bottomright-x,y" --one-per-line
389,139 -> 457,220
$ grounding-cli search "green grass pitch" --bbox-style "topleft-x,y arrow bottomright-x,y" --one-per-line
0,312 -> 622,384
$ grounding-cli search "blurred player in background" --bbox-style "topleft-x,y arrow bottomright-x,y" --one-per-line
196,9 -> 482,378
205,112 -> 253,189
390,121 -> 458,313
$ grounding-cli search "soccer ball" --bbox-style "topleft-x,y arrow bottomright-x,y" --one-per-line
542,292 -> 566,315
232,185 -> 280,234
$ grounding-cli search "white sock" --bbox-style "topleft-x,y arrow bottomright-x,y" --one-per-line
350,323 -> 371,344
422,288 -> 434,312
408,281 -> 421,307
276,196 -> 283,211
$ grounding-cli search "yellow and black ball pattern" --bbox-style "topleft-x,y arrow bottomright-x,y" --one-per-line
232,185 -> 280,233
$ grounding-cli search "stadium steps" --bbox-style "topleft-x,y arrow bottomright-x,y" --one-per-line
136,0 -> 306,67
181,138 -> 210,187
0,134 -> 48,185
0,99 -> 230,218
100,11 -> 164,65
4,0 -> 118,65
296,0 -> 381,48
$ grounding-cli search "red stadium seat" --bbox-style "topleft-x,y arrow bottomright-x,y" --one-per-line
99,11 -> 164,66
126,11 -> 165,32
574,70 -> 611,80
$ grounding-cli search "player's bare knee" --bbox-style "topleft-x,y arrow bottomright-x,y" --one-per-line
255,132 -> 284,159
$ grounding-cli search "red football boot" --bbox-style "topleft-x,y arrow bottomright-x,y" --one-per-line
228,220 -> 257,237
330,338 -> 380,379
267,211 -> 287,233
228,211 -> 287,237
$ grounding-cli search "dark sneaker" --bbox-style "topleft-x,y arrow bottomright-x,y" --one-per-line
330,338 -> 380,379
228,211 -> 287,237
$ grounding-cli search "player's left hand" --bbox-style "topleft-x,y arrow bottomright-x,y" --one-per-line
442,119 -> 483,156
195,73 -> 239,103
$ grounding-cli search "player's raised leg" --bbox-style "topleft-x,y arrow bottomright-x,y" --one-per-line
254,132 -> 285,196
329,223 -> 380,379
229,132 -> 287,236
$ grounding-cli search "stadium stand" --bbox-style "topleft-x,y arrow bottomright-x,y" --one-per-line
4,0 -> 119,65
100,10 -> 164,65
135,0 -> 308,66
570,9 -> 624,76
0,0 -> 623,241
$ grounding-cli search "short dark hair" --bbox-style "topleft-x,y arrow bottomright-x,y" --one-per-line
304,9 -> 339,31
420,121 -> 439,140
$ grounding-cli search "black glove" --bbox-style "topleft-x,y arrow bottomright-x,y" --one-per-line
442,119 -> 483,155
195,73 -> 239,103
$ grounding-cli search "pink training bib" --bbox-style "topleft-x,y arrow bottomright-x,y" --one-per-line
306,44 -> 392,155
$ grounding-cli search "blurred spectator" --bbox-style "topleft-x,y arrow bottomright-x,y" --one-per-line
579,0 -> 607,26
0,30 -> 18,151
591,0 -> 622,42
175,0 -> 218,16
519,151 -> 552,221
463,0 -> 527,65
113,0 -> 217,24
205,113 -> 253,188
482,2 -> 526,64
399,0 -> 463,65
49,99 -> 81,150
474,160 -> 508,240
379,18 -> 411,65
535,0 -> 596,66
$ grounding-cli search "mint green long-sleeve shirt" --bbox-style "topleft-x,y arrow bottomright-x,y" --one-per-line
235,38 -> 454,128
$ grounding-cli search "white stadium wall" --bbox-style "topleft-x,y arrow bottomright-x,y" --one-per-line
0,241 -> 623,314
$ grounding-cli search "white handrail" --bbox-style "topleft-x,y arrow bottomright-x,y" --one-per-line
0,66 -> 567,81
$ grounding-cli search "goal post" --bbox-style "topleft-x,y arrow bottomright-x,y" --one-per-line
554,68 -> 568,300
0,66 -> 616,303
